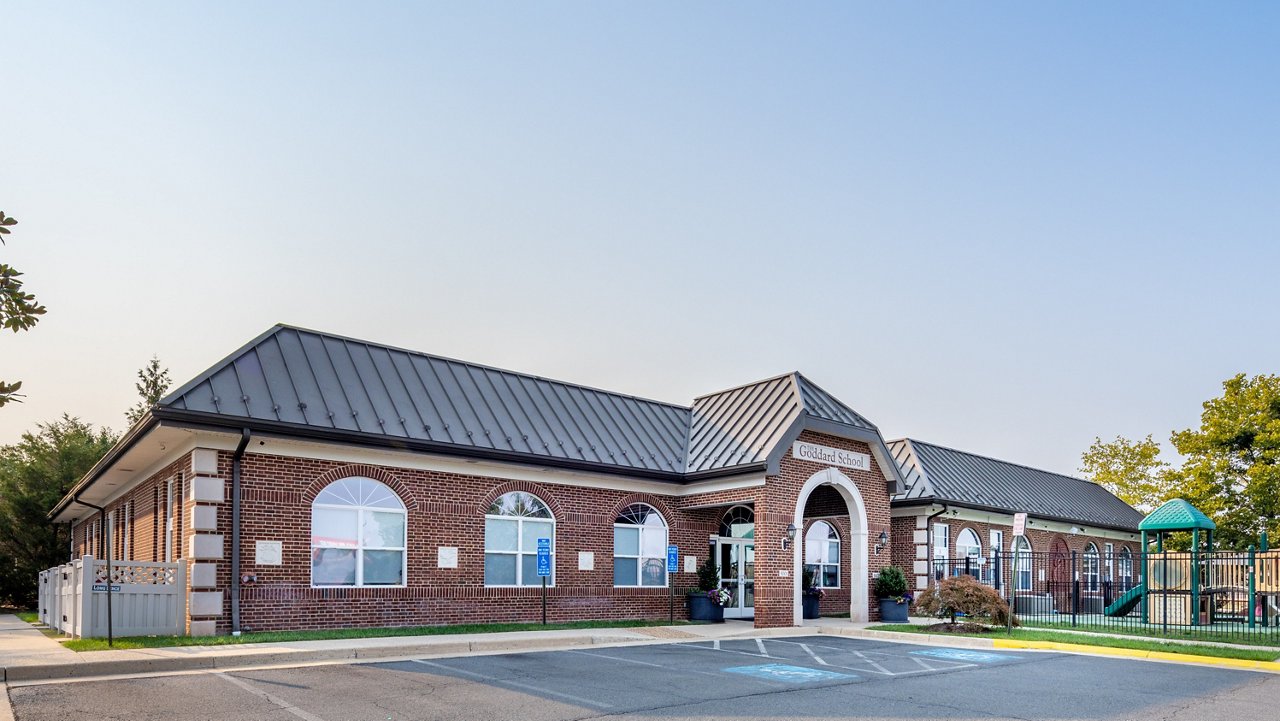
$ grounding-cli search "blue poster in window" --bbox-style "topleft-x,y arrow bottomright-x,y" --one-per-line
667,545 -> 678,572
536,538 -> 551,577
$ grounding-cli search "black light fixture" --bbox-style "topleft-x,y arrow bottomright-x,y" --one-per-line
875,530 -> 889,555
783,523 -> 798,549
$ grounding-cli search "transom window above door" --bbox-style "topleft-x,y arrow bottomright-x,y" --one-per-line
719,505 -> 754,538
485,491 -> 555,587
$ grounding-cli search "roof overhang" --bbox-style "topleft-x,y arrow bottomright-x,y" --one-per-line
764,413 -> 906,494
891,497 -> 1141,534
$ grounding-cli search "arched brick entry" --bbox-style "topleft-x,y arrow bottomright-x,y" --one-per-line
791,467 -> 869,624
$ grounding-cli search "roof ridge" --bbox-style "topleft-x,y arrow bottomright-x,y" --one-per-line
902,437 -> 1097,485
262,323 -> 693,413
691,371 -> 797,402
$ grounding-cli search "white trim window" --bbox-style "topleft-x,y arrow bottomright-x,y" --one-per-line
122,501 -> 132,561
1013,536 -> 1033,592
1083,543 -> 1101,592
485,491 -> 555,587
1118,547 -> 1134,590
310,477 -> 407,587
1104,542 -> 1114,584
106,511 -> 115,560
988,530 -> 1005,589
955,528 -> 982,578
932,523 -> 949,579
613,504 -> 668,587
165,478 -> 175,563
804,521 -> 841,589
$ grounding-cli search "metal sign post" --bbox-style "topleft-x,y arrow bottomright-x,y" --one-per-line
667,545 -> 679,624
537,538 -> 551,625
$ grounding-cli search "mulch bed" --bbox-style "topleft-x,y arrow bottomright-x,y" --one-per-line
919,622 -> 994,634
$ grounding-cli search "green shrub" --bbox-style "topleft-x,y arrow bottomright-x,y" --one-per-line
915,575 -> 1014,627
695,556 -> 721,592
873,566 -> 908,599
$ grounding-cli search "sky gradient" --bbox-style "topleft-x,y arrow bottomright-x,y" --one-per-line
3,2 -> 1277,475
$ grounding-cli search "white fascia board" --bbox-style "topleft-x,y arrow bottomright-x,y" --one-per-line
927,505 -> 1139,542
253,436 -> 766,497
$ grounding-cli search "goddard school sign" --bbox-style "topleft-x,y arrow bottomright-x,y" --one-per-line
792,441 -> 871,472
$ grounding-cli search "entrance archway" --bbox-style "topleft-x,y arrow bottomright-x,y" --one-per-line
792,467 -> 868,624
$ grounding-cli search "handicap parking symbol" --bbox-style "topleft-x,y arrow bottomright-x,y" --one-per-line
722,664 -> 855,684
909,648 -> 1013,663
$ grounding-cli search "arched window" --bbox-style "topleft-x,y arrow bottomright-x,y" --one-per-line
1118,547 -> 1134,590
485,491 -> 554,587
719,506 -> 754,539
1083,543 -> 1100,592
311,477 -> 406,587
1013,536 -> 1033,592
804,521 -> 840,588
614,504 -> 668,587
955,528 -> 982,578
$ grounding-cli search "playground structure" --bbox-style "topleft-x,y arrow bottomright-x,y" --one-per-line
1103,498 -> 1280,628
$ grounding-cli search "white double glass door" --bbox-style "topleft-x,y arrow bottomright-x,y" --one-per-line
718,538 -> 755,619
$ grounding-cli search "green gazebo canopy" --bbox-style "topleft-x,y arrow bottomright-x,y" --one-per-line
1139,498 -> 1216,532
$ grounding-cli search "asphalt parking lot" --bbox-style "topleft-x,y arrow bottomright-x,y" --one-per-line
9,635 -> 1280,721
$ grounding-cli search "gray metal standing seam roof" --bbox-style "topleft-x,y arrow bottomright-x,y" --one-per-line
888,438 -> 1144,531
154,325 -> 895,483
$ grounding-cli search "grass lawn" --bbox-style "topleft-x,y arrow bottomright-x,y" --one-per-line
55,619 -> 686,652
1017,619 -> 1280,648
15,611 -> 39,624
869,624 -> 1280,662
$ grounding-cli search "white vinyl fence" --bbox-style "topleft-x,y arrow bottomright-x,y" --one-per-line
38,556 -> 186,638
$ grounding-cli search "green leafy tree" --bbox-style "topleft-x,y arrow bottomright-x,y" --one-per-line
125,356 -> 172,425
0,415 -> 117,606
1,211 -> 48,407
1170,374 -> 1280,549
1080,434 -> 1175,512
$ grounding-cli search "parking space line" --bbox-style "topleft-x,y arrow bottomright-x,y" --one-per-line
566,650 -> 788,684
409,659 -> 614,710
215,672 -> 328,721
755,638 -> 771,657
797,643 -> 828,665
852,651 -> 891,675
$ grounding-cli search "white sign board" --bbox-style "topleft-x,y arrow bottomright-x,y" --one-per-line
684,556 -> 697,574
792,441 -> 871,472
1012,513 -> 1027,537
255,540 -> 283,566
437,546 -> 458,569
578,551 -> 594,571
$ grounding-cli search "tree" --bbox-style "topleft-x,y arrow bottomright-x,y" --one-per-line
915,575 -> 1014,627
0,415 -> 117,607
0,211 -> 48,407
1080,434 -> 1175,512
125,356 -> 172,425
1170,374 -> 1280,549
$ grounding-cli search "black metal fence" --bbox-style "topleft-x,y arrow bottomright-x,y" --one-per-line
927,549 -> 1280,644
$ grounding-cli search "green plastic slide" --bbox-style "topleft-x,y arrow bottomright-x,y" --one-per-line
1105,583 -> 1145,617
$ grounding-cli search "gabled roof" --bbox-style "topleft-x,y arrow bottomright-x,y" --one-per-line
888,438 -> 1144,532
685,372 -> 878,475
159,325 -> 692,478
1140,499 -> 1216,532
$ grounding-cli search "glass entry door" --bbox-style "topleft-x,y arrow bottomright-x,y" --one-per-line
719,538 -> 755,619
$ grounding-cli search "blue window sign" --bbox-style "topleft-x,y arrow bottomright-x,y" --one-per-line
536,537 -> 552,577
667,545 -> 678,572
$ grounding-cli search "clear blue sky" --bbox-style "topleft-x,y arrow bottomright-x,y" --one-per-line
3,2 -> 1277,475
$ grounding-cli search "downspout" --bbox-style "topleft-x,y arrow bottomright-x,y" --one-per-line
72,499 -> 113,647
231,428 -> 251,636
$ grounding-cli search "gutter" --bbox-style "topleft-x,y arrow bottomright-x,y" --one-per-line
892,497 -> 1142,535
70,499 -> 113,647
230,428 -> 251,636
48,415 -> 159,520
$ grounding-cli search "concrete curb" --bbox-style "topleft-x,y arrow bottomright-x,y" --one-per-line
1,632 -> 644,683
991,638 -> 1280,673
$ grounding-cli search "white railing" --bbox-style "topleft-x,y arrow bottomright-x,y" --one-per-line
38,556 -> 186,638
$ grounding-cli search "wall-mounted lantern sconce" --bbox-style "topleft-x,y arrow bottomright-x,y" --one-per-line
874,530 -> 889,555
783,523 -> 798,549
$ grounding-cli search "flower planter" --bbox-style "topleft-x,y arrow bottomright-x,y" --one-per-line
802,594 -> 821,620
879,598 -> 909,623
687,593 -> 725,623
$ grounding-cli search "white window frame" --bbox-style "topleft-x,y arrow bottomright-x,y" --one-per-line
165,478 -> 175,562
310,477 -> 408,588
613,504 -> 668,588
122,501 -> 131,561
989,530 -> 1005,588
1118,547 -> 1134,588
1013,535 -> 1033,592
106,511 -> 115,561
803,520 -> 841,589
1104,542 -> 1114,583
933,522 -> 950,578
1083,543 -> 1100,592
485,492 -> 556,588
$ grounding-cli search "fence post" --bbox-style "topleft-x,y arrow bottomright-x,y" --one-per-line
1249,546 -> 1257,629
79,555 -> 95,639
1071,550 -> 1079,627
964,556 -> 971,579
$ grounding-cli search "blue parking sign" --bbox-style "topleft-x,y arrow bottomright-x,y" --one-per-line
536,538 -> 552,577
667,545 -> 678,572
